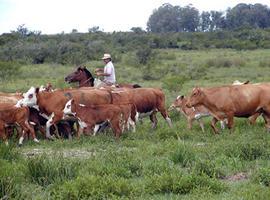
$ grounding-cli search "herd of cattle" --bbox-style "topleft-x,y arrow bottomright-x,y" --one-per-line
1,67 -> 270,146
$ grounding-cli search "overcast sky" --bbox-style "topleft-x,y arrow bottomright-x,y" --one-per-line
0,0 -> 270,34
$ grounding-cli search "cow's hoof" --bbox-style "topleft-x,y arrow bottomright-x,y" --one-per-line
18,143 -> 23,147
33,138 -> 40,143
46,136 -> 54,141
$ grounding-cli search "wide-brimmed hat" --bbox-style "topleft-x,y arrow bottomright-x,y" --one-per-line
101,53 -> 111,60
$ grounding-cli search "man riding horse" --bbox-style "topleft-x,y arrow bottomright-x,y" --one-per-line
95,53 -> 116,86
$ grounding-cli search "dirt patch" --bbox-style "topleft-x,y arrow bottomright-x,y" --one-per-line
223,172 -> 248,182
22,148 -> 96,159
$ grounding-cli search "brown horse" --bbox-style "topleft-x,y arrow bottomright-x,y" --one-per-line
65,66 -> 141,88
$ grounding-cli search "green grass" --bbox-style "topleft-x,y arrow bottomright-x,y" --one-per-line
1,48 -> 270,199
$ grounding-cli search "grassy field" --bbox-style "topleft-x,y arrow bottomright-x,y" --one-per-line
1,49 -> 270,199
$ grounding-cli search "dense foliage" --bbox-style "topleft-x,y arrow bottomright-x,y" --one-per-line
1,28 -> 270,65
147,3 -> 270,32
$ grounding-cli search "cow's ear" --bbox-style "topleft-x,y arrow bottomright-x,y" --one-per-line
180,95 -> 184,99
35,87 -> 39,94
71,99 -> 74,104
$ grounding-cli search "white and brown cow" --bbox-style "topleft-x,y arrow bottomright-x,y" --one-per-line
0,103 -> 39,145
63,99 -> 122,138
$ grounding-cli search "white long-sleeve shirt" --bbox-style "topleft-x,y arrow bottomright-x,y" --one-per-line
104,61 -> 116,84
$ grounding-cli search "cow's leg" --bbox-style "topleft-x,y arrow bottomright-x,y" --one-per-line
158,108 -> 172,128
249,113 -> 261,125
261,112 -> 270,132
187,117 -> 192,130
110,118 -> 122,139
226,114 -> 234,134
128,117 -> 136,133
210,117 -> 219,134
220,120 -> 226,130
19,121 -> 39,145
150,111 -> 158,129
46,112 -> 62,140
197,119 -> 205,133
0,122 -> 8,146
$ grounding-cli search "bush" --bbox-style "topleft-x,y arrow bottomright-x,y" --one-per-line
162,75 -> 188,92
0,160 -> 22,199
170,144 -> 196,167
27,155 -> 78,187
0,61 -> 21,81
136,46 -> 153,65
0,144 -> 20,162
146,172 -> 226,195
193,159 -> 225,178
224,141 -> 268,161
52,175 -> 138,199
259,59 -> 270,68
252,167 -> 270,187
205,57 -> 233,68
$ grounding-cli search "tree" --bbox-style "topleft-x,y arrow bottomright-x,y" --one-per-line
226,3 -> 270,29
180,5 -> 200,32
200,11 -> 211,31
147,3 -> 181,33
130,27 -> 145,34
88,26 -> 102,33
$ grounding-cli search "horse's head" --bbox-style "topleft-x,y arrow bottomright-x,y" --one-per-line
65,66 -> 94,87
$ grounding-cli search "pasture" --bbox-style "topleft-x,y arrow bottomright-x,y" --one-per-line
1,49 -> 270,199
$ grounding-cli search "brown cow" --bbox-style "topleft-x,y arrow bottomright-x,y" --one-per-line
110,88 -> 172,128
186,84 -> 270,134
63,99 -> 122,138
0,103 -> 38,145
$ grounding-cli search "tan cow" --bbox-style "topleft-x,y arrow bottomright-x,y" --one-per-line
186,84 -> 270,134
169,95 -> 226,132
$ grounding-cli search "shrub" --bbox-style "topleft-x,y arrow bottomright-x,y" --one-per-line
252,167 -> 270,187
0,144 -> 20,162
0,160 -> 22,199
259,59 -> 270,68
224,141 -> 268,161
205,57 -> 233,68
146,172 -> 226,195
162,75 -> 188,92
52,175 -> 138,199
136,46 -> 153,65
0,61 -> 21,81
193,159 -> 225,178
27,155 -> 78,187
170,144 -> 196,167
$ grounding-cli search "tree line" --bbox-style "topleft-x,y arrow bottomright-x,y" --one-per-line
0,3 -> 270,65
147,3 -> 270,32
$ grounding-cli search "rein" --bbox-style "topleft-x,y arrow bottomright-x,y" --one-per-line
79,77 -> 93,87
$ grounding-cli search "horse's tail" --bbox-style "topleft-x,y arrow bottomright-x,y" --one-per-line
133,84 -> 141,88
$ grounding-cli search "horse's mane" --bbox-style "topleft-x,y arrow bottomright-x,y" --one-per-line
83,68 -> 93,79
78,66 -> 94,80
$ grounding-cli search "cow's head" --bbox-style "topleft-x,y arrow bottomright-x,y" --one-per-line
20,87 -> 39,107
186,87 -> 203,108
63,99 -> 76,116
232,80 -> 250,85
169,95 -> 185,111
